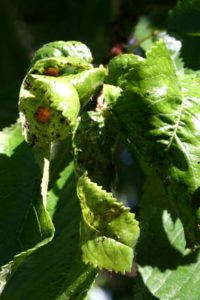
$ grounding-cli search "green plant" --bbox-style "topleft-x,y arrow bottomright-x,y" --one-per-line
1,2 -> 200,299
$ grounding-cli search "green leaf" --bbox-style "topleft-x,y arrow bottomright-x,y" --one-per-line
1,162 -> 96,300
73,111 -> 117,190
106,53 -> 142,86
74,110 -> 139,273
133,16 -> 183,71
156,31 -> 183,71
31,41 -> 93,66
168,0 -> 200,69
108,40 -> 200,246
65,66 -> 106,107
19,58 -> 106,146
102,84 -> 122,107
77,173 -> 140,274
30,56 -> 92,77
0,123 -> 23,156
134,16 -> 155,52
135,172 -> 200,300
19,74 -> 80,145
134,273 -> 160,300
0,123 -> 54,276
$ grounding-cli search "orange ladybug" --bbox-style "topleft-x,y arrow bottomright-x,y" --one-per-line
43,67 -> 59,77
36,107 -> 51,123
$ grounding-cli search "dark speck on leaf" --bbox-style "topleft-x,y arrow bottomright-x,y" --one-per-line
24,79 -> 31,89
60,117 -> 66,123
30,134 -> 37,145
24,120 -> 29,129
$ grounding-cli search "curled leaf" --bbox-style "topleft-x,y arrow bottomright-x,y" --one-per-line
31,40 -> 93,65
19,75 -> 80,145
30,56 -> 92,77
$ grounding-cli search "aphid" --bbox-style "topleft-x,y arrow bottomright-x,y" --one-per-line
36,107 -> 51,123
43,67 -> 59,77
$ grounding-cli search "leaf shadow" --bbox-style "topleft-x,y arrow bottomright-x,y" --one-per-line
134,272 -> 160,300
1,163 -> 96,300
136,174 -> 199,271
0,141 -> 41,267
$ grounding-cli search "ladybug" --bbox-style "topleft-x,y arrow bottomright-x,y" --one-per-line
36,107 -> 51,123
111,43 -> 125,56
43,67 -> 59,77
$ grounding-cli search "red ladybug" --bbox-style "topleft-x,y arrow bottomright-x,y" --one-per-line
36,107 -> 51,123
111,43 -> 125,56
